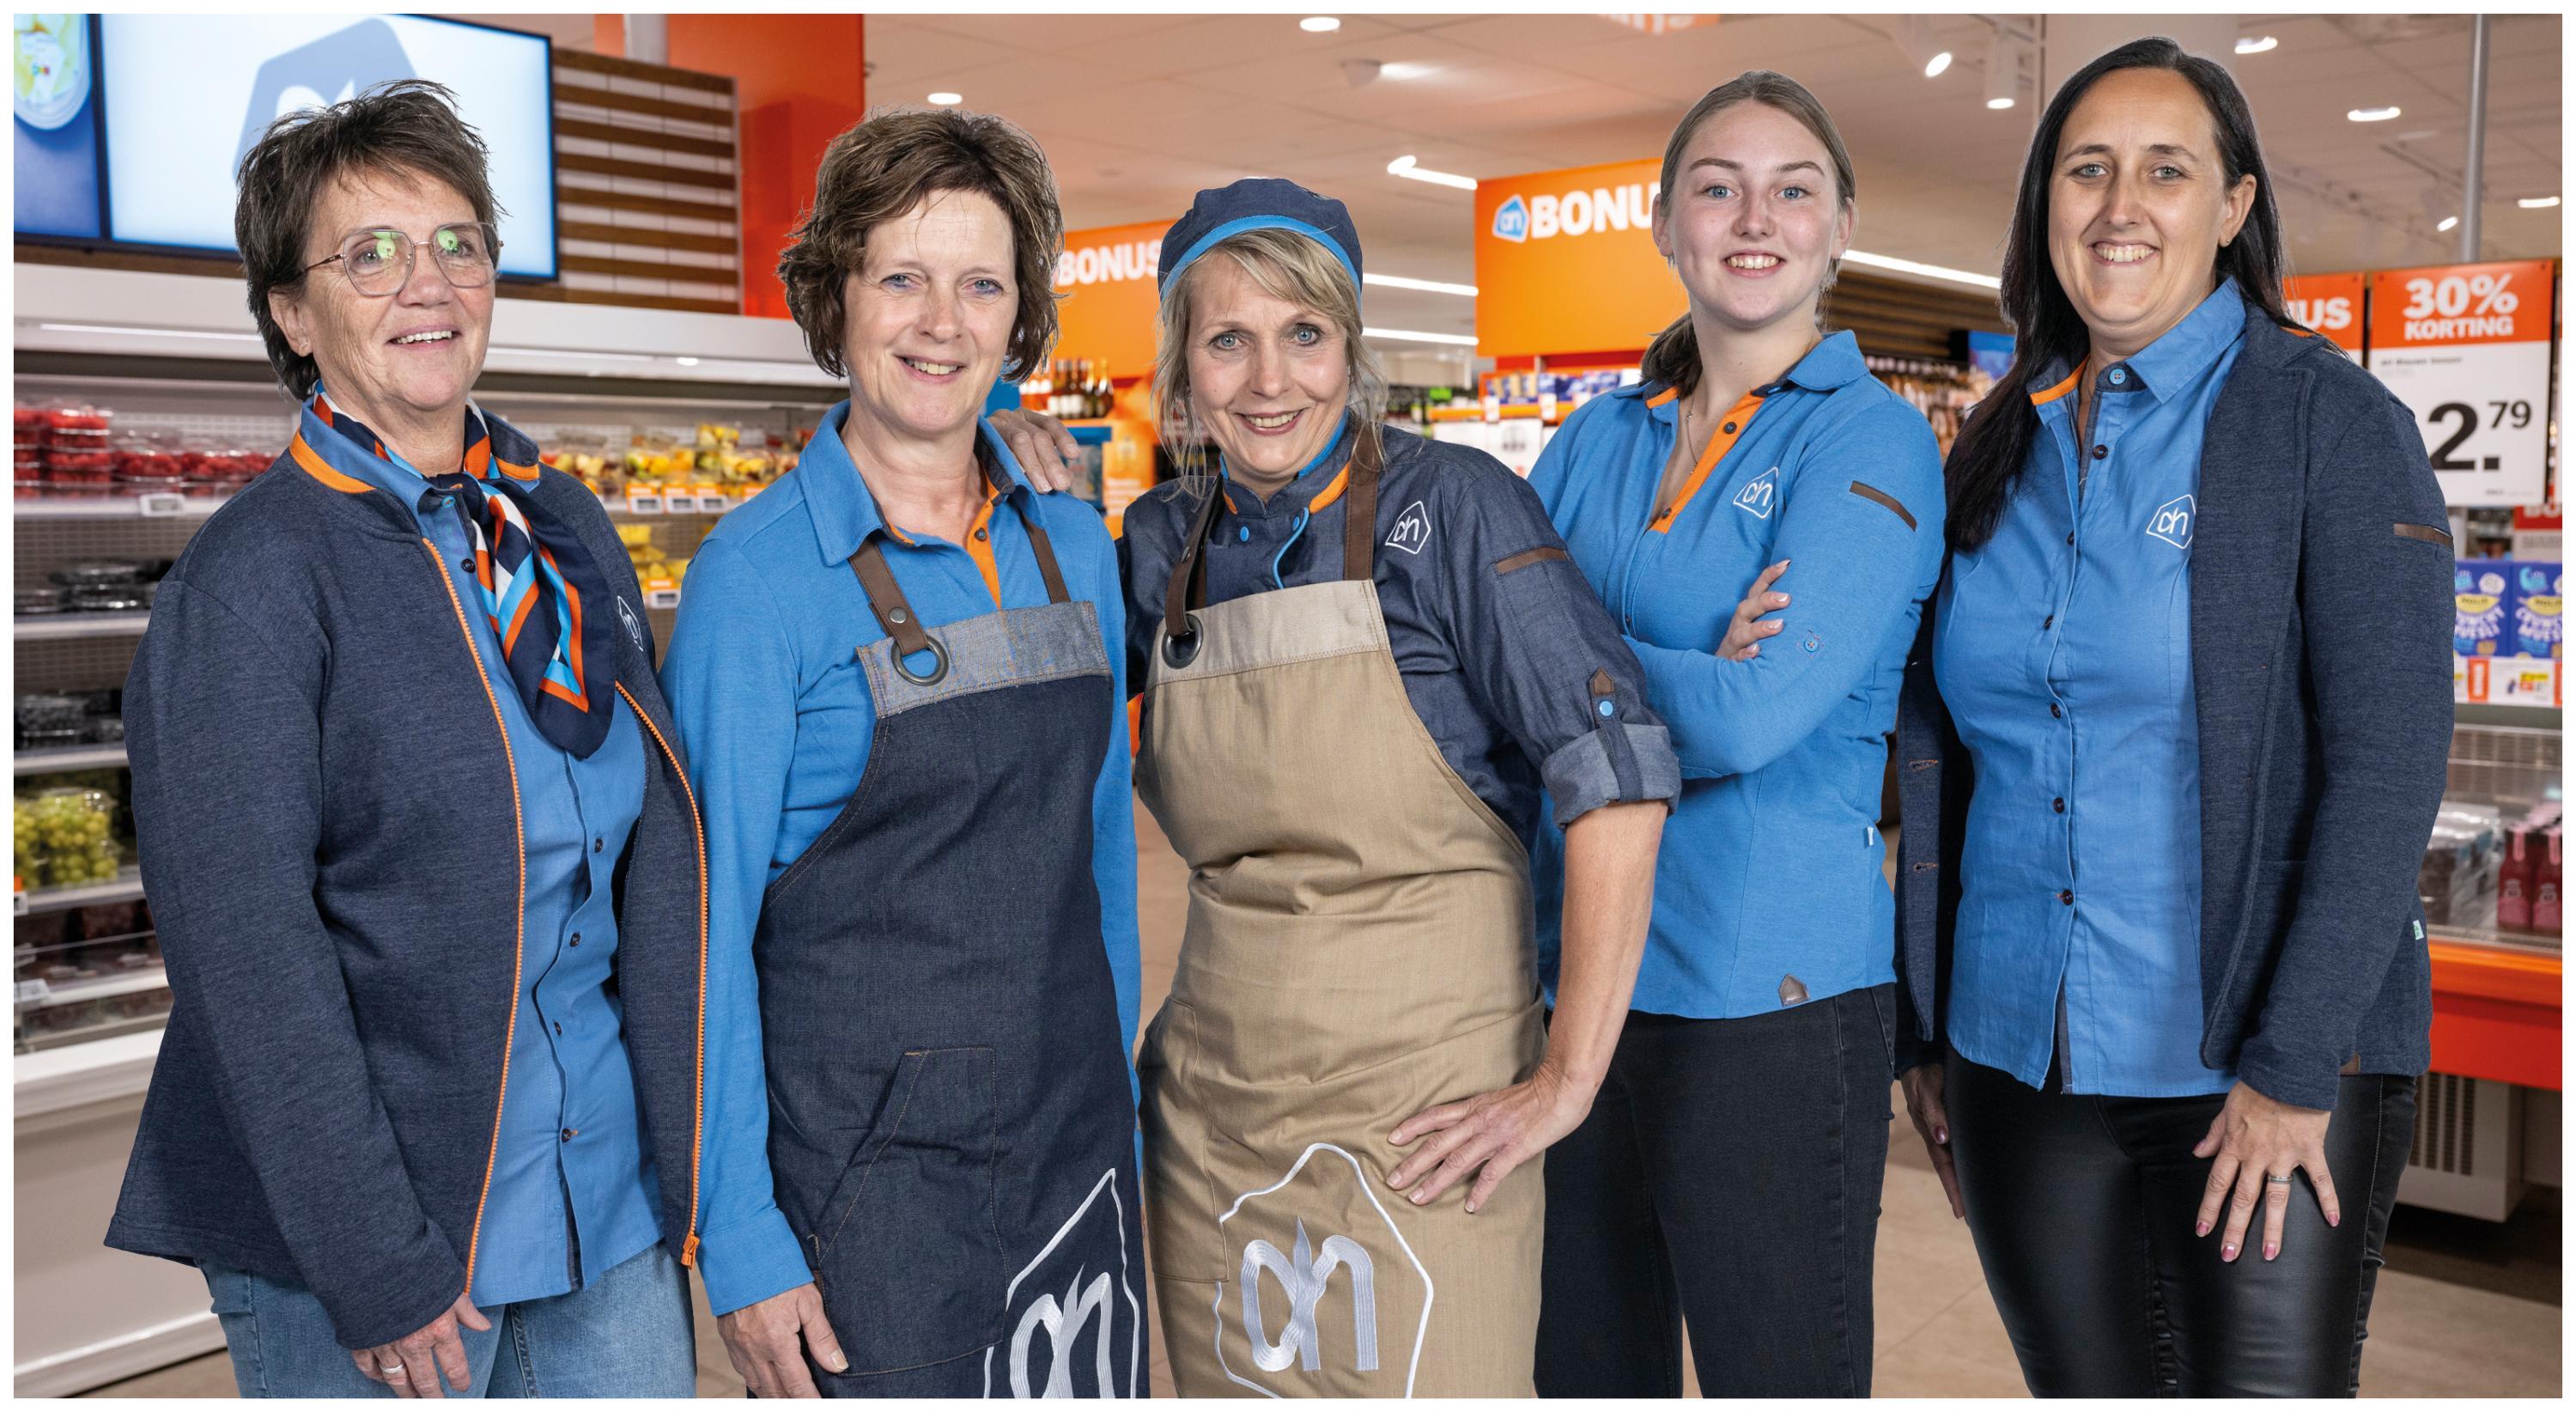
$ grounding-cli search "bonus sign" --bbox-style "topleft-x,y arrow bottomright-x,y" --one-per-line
2282,271 -> 2364,362
2368,259 -> 2557,507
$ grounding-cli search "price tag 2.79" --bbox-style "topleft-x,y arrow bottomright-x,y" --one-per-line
2368,260 -> 2556,508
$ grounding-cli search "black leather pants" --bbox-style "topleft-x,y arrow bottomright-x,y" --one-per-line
1944,1047 -> 2416,1397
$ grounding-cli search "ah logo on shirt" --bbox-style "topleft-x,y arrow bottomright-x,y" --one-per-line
1734,468 -> 1779,520
1386,500 -> 1432,555
2147,494 -> 2195,550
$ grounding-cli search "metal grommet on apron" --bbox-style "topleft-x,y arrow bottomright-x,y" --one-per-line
1134,437 -> 1546,1397
755,455 -> 1146,1397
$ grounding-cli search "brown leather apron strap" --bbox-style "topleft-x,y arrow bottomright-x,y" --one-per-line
1162,479 -> 1225,644
848,534 -> 944,664
981,447 -> 1072,606
1340,431 -> 1381,583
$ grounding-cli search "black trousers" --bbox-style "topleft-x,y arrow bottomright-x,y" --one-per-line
1945,1047 -> 2417,1397
1534,984 -> 1896,1397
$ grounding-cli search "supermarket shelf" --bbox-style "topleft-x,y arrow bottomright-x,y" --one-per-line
2454,654 -> 2560,713
18,871 -> 144,916
13,495 -> 228,520
14,745 -> 128,776
19,967 -> 167,1011
2427,936 -> 2561,1092
14,612 -> 151,642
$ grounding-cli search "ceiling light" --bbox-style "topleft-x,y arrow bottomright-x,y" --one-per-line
2348,106 -> 2402,122
1923,51 -> 1953,78
1986,97 -> 2014,111
1386,155 -> 1477,191
927,92 -> 963,106
1364,272 -> 1479,297
2438,216 -> 2460,232
2234,35 -> 2278,55
33,322 -> 259,342
673,356 -> 701,367
489,345 -> 656,363
1893,18 -> 1953,81
1364,326 -> 1478,346
2518,196 -> 2561,209
1378,62 -> 1434,81
1983,30 -> 2026,110
1300,15 -> 1340,33
1838,249 -> 2002,290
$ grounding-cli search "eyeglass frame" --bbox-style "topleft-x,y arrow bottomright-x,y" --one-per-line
300,222 -> 505,296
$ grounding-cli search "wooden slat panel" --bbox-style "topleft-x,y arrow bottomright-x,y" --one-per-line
556,153 -> 733,192
551,82 -> 737,126
559,222 -> 738,255
562,253 -> 738,284
558,186 -> 740,226
552,117 -> 734,161
555,47 -> 732,95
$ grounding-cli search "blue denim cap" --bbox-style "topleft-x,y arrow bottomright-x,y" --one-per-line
1156,178 -> 1363,300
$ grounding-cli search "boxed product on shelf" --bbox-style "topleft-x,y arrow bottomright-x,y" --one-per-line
2453,560 -> 2513,656
2495,803 -> 2562,932
2508,562 -> 2561,659
2419,800 -> 2502,928
14,787 -> 121,890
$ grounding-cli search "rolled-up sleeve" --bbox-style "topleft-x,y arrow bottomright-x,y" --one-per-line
1433,466 -> 1680,825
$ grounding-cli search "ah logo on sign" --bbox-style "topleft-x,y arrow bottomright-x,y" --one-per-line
2148,494 -> 2195,549
1386,500 -> 1431,555
1734,468 -> 1780,520
1492,195 -> 1529,244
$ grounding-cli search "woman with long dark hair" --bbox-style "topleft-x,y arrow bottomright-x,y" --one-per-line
1890,37 -> 2452,1395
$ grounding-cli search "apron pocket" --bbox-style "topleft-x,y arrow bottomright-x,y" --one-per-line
812,1044 -> 1012,1374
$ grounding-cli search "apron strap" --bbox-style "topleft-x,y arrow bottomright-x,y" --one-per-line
1340,430 -> 1381,583
979,447 -> 1072,606
1161,478 -> 1225,645
848,536 -> 935,659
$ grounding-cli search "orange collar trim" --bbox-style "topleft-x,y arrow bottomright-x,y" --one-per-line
288,432 -> 375,495
1649,391 -> 1767,533
2029,369 -> 2081,406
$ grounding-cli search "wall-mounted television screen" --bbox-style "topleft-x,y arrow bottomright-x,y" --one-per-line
91,14 -> 556,278
14,15 -> 104,239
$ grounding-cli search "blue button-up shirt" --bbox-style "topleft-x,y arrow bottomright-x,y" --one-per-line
661,405 -> 1140,1316
1935,280 -> 2249,1097
1527,332 -> 1947,1018
299,397 -> 663,1305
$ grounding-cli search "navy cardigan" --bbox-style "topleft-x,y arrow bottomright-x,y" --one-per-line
106,422 -> 711,1351
1894,307 -> 2454,1111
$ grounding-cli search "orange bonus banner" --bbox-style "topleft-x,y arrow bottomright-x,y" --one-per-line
1050,222 -> 1165,378
2369,259 -> 2555,348
2281,271 -> 2364,356
1474,158 -> 1680,361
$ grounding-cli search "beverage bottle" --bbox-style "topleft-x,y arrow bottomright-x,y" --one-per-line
2532,827 -> 2563,935
2497,821 -> 2533,929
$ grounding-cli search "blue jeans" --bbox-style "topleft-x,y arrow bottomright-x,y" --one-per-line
203,1243 -> 696,1397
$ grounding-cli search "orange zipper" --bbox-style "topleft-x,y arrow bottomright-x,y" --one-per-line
617,682 -> 710,1268
422,540 -> 526,1300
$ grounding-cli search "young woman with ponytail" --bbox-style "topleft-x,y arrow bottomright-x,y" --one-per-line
1520,71 -> 1947,1397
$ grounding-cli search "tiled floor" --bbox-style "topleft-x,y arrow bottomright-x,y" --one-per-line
85,805 -> 2562,1397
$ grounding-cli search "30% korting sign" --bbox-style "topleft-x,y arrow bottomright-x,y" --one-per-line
2367,259 -> 2557,508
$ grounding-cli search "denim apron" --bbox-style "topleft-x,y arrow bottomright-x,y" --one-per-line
753,468 -> 1146,1397
1134,438 -> 1547,1396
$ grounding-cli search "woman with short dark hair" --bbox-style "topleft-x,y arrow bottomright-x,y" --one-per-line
664,106 -> 1147,1397
1891,37 -> 2451,1395
107,80 -> 708,1397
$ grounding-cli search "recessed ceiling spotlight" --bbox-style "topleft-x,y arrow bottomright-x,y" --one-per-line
2438,216 -> 2460,232
2348,106 -> 2402,123
2518,195 -> 2561,209
2235,35 -> 2278,55
1300,15 -> 1340,33
927,92 -> 963,106
1894,18 -> 1953,81
1386,155 -> 1477,191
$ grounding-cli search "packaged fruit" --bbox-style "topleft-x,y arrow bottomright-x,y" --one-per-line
16,787 -> 119,889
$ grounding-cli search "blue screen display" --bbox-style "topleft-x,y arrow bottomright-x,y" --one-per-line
13,15 -> 104,239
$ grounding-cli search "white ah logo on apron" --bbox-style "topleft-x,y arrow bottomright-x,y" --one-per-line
616,595 -> 646,651
1385,500 -> 1432,555
1242,1220 -> 1379,1374
1212,1143 -> 1433,1397
984,1167 -> 1142,1398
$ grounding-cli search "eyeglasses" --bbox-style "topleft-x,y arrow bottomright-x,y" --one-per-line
303,222 -> 502,296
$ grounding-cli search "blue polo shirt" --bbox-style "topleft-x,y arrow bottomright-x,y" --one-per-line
1935,278 -> 2248,1097
661,405 -> 1140,1315
298,396 -> 664,1308
1526,332 -> 1946,1018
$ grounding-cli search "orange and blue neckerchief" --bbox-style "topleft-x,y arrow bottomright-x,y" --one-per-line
308,393 -> 617,759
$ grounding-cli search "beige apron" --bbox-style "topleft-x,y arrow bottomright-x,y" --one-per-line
1134,440 -> 1546,1397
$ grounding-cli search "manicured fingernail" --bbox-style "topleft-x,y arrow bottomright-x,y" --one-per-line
2328,1212 -> 2342,1226
1410,1189 -> 1428,1204
827,1354 -> 848,1372
2263,1243 -> 2278,1260
2221,1243 -> 2237,1260
2196,1220 -> 2211,1236
1935,1126 -> 1947,1144
1464,1202 -> 1479,1215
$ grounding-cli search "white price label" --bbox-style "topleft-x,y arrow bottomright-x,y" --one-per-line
136,492 -> 188,518
15,977 -> 49,1004
1540,391 -> 1559,421
1482,393 -> 1501,423
2369,261 -> 2556,508
644,587 -> 682,610
624,492 -> 665,515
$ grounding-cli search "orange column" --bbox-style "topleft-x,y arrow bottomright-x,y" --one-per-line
600,15 -> 868,320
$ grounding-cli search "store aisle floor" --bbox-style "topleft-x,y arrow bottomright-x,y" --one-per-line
84,803 -> 2560,1398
